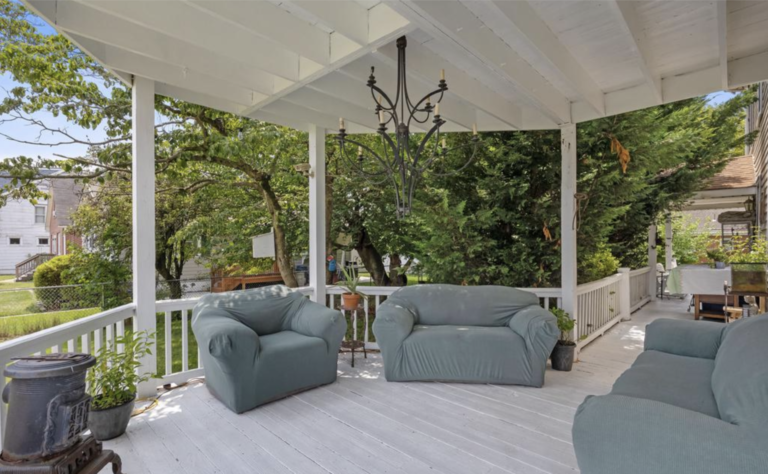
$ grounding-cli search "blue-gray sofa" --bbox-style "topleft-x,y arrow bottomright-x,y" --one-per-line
192,285 -> 346,413
573,316 -> 768,474
372,285 -> 559,386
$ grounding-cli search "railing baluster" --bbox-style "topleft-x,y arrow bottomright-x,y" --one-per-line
363,297 -> 370,344
67,339 -> 75,353
181,309 -> 189,373
51,344 -> 60,354
353,310 -> 358,341
94,329 -> 102,354
81,333 -> 90,355
116,320 -> 125,354
164,311 -> 172,376
105,324 -> 114,351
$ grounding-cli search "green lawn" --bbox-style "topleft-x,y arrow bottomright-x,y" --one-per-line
0,288 -> 36,317
0,275 -> 14,281
0,308 -> 102,339
155,313 -> 199,377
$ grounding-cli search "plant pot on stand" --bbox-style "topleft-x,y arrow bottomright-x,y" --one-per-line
342,293 -> 362,310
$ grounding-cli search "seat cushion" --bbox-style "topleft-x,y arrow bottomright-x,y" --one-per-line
611,350 -> 720,418
712,315 -> 768,428
395,325 -> 534,384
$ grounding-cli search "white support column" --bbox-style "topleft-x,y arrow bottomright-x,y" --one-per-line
308,124 -> 327,304
132,76 -> 157,398
560,124 -> 578,349
665,215 -> 673,271
618,267 -> 631,321
648,224 -> 658,301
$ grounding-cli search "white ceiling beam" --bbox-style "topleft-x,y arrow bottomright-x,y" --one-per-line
154,84 -> 246,116
375,40 -> 522,129
283,88 -> 383,131
31,0 -> 282,96
462,0 -> 605,117
715,0 -> 729,90
73,0 -> 310,82
261,100 -> 374,134
243,4 -> 413,119
287,0 -> 370,45
728,50 -> 768,89
70,34 -> 262,107
604,0 -> 663,104
185,0 -> 331,66
390,0 -> 571,124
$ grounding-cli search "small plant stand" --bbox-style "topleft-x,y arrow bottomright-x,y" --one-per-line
339,305 -> 367,368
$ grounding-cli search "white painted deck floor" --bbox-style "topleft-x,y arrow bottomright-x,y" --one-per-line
103,298 -> 692,474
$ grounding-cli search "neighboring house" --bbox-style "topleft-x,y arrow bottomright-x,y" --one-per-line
46,177 -> 85,256
746,81 -> 768,229
0,171 -> 58,275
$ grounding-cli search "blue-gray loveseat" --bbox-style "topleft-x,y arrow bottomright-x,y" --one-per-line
192,285 -> 346,413
573,316 -> 768,474
372,285 -> 559,386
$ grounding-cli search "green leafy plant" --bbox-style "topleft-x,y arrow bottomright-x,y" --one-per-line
339,266 -> 365,295
578,245 -> 620,285
726,233 -> 768,263
706,246 -> 728,266
87,331 -> 156,410
550,307 -> 576,345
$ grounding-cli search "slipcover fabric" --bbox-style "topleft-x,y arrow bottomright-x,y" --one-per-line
573,316 -> 768,474
611,350 -> 719,418
372,285 -> 558,386
192,285 -> 346,413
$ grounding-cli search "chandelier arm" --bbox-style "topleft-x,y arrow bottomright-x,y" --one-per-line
423,140 -> 480,177
337,137 -> 394,177
370,84 -> 396,113
407,89 -> 446,128
379,131 -> 403,170
411,119 -> 444,171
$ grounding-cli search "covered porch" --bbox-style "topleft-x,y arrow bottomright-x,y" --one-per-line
103,298 -> 690,474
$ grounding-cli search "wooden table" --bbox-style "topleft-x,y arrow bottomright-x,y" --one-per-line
694,293 -> 767,320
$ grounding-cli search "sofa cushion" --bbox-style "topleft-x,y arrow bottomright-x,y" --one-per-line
397,325 -> 532,383
712,316 -> 768,428
388,285 -> 540,327
611,350 -> 720,418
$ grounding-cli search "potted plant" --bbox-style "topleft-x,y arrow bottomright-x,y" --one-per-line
706,247 -> 728,269
550,308 -> 576,371
339,266 -> 365,310
87,331 -> 155,440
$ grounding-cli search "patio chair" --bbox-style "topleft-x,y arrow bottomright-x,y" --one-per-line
572,316 -> 768,473
192,285 -> 346,413
372,285 -> 559,387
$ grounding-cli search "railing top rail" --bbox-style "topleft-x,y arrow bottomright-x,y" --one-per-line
155,297 -> 202,312
0,303 -> 135,361
576,273 -> 623,295
14,253 -> 55,269
516,287 -> 562,297
629,267 -> 651,276
328,285 -> 399,296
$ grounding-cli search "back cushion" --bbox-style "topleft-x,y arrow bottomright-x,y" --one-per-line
195,285 -> 302,335
390,285 -> 540,327
711,316 -> 768,427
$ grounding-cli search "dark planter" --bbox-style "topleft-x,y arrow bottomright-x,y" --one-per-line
88,393 -> 135,441
551,342 -> 576,371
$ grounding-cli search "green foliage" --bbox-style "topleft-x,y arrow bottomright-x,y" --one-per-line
578,245 -> 620,284
339,266 -> 365,295
706,246 -> 729,265
33,255 -> 72,287
87,331 -> 155,410
550,307 -> 575,343
726,233 -> 768,263
666,215 -> 710,265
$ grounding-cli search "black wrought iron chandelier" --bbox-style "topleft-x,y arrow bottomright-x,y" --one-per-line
336,36 -> 480,218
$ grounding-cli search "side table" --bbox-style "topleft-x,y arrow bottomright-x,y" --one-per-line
339,305 -> 367,367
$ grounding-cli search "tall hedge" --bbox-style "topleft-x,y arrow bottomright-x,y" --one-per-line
33,255 -> 72,310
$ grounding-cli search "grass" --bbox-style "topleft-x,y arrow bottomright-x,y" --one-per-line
0,275 -> 15,281
0,308 -> 102,339
0,288 -> 36,317
155,313 -> 199,377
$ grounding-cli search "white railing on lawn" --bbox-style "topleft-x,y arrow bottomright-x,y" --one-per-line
629,266 -> 652,312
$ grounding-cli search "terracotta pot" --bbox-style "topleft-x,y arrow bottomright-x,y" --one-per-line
342,293 -> 362,310
551,341 -> 576,371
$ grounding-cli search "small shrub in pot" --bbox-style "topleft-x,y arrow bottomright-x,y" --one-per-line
87,331 -> 155,440
550,308 -> 576,371
339,266 -> 366,310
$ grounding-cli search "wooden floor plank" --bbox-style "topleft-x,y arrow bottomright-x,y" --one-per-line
101,298 -> 692,474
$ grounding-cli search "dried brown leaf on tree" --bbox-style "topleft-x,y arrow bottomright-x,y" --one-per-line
610,135 -> 631,173
543,222 -> 553,241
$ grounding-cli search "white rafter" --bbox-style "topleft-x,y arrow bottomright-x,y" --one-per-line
715,0 -> 729,90
605,0 -> 663,104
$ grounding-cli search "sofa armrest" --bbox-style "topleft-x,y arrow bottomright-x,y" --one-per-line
508,305 -> 559,359
644,319 -> 724,359
192,311 -> 260,372
289,300 -> 346,352
372,299 -> 416,352
573,394 -> 765,474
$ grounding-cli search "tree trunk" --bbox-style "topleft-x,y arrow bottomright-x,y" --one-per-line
355,226 -> 391,286
258,177 -> 299,287
388,253 -> 409,286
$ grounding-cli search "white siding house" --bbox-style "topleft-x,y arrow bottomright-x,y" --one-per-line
0,180 -> 51,275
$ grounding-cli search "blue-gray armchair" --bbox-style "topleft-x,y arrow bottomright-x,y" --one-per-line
192,285 -> 346,413
573,316 -> 768,474
372,285 -> 559,386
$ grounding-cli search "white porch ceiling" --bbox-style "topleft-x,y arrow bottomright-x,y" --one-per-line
24,0 -> 768,133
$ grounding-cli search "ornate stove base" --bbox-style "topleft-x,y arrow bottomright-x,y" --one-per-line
0,436 -> 121,474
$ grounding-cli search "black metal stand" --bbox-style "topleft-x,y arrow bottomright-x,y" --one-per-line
339,306 -> 367,368
0,436 -> 121,474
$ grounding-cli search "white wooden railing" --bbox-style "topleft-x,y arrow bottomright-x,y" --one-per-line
629,267 -> 652,312
576,273 -> 625,348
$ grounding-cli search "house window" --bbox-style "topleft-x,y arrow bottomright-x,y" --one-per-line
34,206 -> 46,224
38,237 -> 49,246
9,238 -> 21,245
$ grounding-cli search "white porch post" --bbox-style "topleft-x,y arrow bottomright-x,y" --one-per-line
665,215 -> 673,270
308,124 -> 327,304
648,224 -> 658,301
132,77 -> 157,398
618,267 -> 631,321
560,124 -> 578,348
